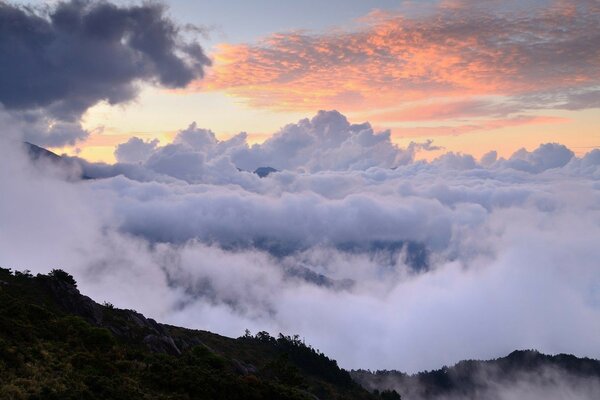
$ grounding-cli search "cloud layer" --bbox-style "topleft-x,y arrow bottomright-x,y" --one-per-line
199,0 -> 600,130
115,110 -> 419,179
1,0 -> 598,377
2,110 -> 599,373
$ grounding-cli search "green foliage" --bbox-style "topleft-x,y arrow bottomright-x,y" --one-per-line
377,389 -> 402,400
48,269 -> 77,287
0,269 -> 378,400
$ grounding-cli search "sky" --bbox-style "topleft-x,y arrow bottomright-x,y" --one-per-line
8,0 -> 600,162
1,0 -> 600,377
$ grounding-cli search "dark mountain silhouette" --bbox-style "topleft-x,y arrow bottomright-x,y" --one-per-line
23,142 -> 92,180
2,267 -> 598,399
352,350 -> 600,399
254,166 -> 279,178
0,267 -> 387,400
24,141 -> 63,162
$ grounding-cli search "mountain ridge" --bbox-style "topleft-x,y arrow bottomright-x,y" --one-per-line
0,267 -> 386,400
352,350 -> 600,399
2,267 -> 599,399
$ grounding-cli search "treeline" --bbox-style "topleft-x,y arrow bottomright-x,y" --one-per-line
0,267 -> 399,399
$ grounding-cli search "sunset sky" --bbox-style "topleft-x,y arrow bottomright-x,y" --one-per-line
3,0 -> 600,374
18,0 -> 599,163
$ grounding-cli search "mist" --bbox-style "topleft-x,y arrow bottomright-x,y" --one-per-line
1,114 -> 599,373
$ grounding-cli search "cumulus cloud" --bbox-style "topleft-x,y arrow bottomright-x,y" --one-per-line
104,111 -> 580,186
111,110 -> 419,182
2,112 -> 599,375
115,137 -> 160,164
232,110 -> 415,172
0,0 -> 210,146
503,143 -> 575,173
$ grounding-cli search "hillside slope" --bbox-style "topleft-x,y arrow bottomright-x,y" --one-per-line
3,267 -> 599,400
0,268 -> 393,400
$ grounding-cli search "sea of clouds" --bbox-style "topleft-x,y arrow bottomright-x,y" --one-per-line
1,110 -> 599,373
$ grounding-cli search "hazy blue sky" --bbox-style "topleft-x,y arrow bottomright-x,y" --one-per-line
20,0 -> 404,45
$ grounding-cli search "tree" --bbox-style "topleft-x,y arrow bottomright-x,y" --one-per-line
49,269 -> 77,287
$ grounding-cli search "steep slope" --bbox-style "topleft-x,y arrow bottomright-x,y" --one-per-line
24,142 -> 63,162
23,142 -> 92,180
0,267 -> 388,400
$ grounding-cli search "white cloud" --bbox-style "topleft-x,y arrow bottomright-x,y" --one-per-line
1,111 -> 600,374
113,111 -> 417,183
115,137 -> 160,164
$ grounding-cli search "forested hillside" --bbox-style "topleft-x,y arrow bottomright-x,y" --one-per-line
0,267 -> 397,400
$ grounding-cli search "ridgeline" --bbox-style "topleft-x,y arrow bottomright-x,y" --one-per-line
0,267 -> 397,400
2,267 -> 599,400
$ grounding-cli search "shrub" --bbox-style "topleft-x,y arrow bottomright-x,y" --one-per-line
49,269 -> 77,287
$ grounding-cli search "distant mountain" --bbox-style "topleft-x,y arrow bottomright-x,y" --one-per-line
24,141 -> 63,162
254,166 -> 278,178
23,142 -> 92,180
352,350 -> 600,399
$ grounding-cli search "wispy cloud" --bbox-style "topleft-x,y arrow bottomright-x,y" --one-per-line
391,115 -> 571,137
197,1 -> 600,129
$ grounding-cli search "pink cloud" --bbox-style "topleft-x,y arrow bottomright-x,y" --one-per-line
391,115 -> 571,138
194,1 -> 599,121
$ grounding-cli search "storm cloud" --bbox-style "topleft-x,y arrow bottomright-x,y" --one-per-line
0,0 -> 210,145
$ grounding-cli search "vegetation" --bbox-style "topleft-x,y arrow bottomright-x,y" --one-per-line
0,267 -> 398,400
4,266 -> 598,400
352,350 -> 600,399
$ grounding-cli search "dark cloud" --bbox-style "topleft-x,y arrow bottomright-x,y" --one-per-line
0,0 -> 210,145
0,106 -> 89,146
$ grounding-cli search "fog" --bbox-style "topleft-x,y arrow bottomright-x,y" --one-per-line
1,113 -> 599,372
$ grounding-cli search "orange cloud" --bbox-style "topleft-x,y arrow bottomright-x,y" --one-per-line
193,1 -> 599,121
359,100 -> 499,123
390,115 -> 571,138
